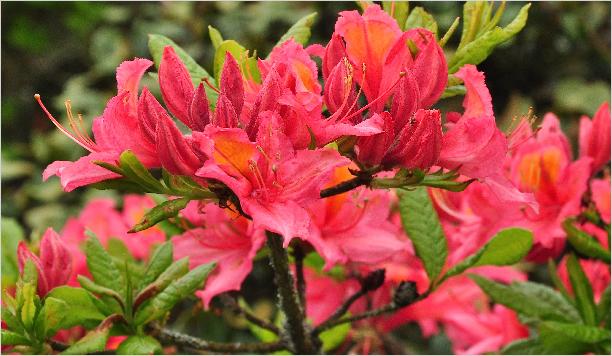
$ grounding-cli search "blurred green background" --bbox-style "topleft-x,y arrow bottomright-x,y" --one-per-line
1,2 -> 610,353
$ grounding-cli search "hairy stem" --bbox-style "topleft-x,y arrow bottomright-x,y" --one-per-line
149,324 -> 286,353
266,232 -> 318,354
293,244 -> 307,315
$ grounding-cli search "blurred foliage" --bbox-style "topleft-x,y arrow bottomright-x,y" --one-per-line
1,2 -> 610,353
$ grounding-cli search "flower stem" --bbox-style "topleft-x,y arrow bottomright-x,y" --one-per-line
266,232 -> 318,354
293,243 -> 307,315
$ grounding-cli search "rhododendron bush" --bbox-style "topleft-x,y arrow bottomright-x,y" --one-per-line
2,2 -> 611,355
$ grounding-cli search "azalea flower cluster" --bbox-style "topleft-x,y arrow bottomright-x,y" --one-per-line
7,3 -> 610,355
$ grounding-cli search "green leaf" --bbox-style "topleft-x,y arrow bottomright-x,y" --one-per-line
208,25 -> 224,49
20,282 -> 37,330
458,1 -> 487,49
444,228 -> 533,279
90,178 -> 150,194
61,324 -> 111,355
116,335 -> 163,355
566,254 -> 598,325
382,1 -> 409,30
275,12 -> 317,47
449,3 -> 531,73
140,242 -> 174,289
1,217 -> 24,286
44,287 -> 105,336
398,187 -> 448,285
501,337 -> 545,355
563,220 -> 611,263
119,150 -> 165,193
404,7 -> 438,37
319,321 -> 350,352
539,321 -> 610,354
441,84 -> 466,99
470,275 -> 581,323
134,263 -> 215,325
438,17 -> 461,47
106,238 -> 134,262
77,275 -> 124,305
356,0 -> 374,12
148,34 -> 214,87
84,233 -> 125,297
2,307 -> 25,334
1,330 -> 30,346
547,259 -> 573,302
128,197 -> 190,233
597,285 -> 610,328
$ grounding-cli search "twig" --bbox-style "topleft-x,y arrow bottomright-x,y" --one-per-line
149,324 -> 286,354
266,232 -> 318,354
219,294 -> 280,334
293,243 -> 307,315
315,289 -> 367,332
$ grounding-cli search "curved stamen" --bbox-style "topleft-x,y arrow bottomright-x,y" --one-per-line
34,94 -> 97,152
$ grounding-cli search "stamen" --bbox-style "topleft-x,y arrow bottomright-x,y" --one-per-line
203,78 -> 221,94
328,60 -> 365,123
248,159 -> 269,200
34,94 -> 97,152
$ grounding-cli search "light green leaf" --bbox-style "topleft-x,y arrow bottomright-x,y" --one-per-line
566,254 -> 598,325
20,282 -> 37,330
441,85 -> 466,99
275,12 -> 317,47
458,1 -> 487,49
319,320 -> 350,352
208,25 -> 224,49
382,1 -> 409,30
116,335 -> 163,355
449,3 -> 531,73
134,263 -> 215,325
61,325 -> 111,355
444,228 -> 532,279
85,233 -> 125,297
140,242 -> 174,289
404,7 -> 438,37
119,150 -> 165,193
398,187 -> 448,285
44,287 -> 105,336
563,220 -> 611,263
1,330 -> 30,346
128,197 -> 190,233
470,275 -> 581,323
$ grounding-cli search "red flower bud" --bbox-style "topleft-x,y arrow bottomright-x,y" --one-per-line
220,52 -> 244,118
390,73 -> 420,133
324,58 -> 357,116
356,112 -> 395,166
156,114 -> 202,175
159,46 -> 195,128
580,102 -> 611,174
213,94 -> 239,128
323,33 -> 346,79
406,29 -> 448,108
189,83 -> 211,132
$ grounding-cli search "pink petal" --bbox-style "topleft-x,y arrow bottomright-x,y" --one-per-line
455,65 -> 493,119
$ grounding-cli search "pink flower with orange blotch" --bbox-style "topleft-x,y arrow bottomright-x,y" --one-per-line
172,202 -> 265,307
195,112 -> 350,247
39,59 -> 159,191
508,114 -> 593,261
17,228 -> 73,296
308,166 -> 409,268
334,5 -> 447,112
579,102 -> 611,174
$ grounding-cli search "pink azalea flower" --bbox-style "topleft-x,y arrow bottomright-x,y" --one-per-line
508,114 -> 592,261
591,177 -> 610,224
579,102 -> 610,174
309,166 -> 409,268
39,59 -> 159,191
172,202 -> 265,307
194,112 -> 349,247
17,228 -> 73,296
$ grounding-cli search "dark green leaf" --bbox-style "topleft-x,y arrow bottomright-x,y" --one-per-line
275,12 -> 317,47
449,4 -> 531,73
148,34 -> 214,86
134,263 -> 215,325
77,275 -> 124,306
567,254 -> 598,325
597,285 -> 610,328
44,287 -> 105,336
439,17 -> 461,47
547,259 -> 573,302
501,337 -> 545,355
116,335 -> 163,355
140,242 -> 174,289
119,150 -> 165,193
444,228 -> 532,279
563,220 -> 611,262
129,197 -> 190,233
84,233 -> 125,297
540,321 -> 610,354
470,275 -> 581,323
398,187 -> 448,285
61,325 -> 111,355
404,7 -> 438,37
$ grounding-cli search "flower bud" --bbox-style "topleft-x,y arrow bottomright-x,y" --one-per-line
220,52 -> 244,118
385,109 -> 442,170
579,102 -> 610,174
189,83 -> 211,132
393,281 -> 419,307
213,95 -> 239,128
323,34 -> 346,79
406,29 -> 447,108
156,115 -> 202,175
324,58 -> 357,116
159,46 -> 195,128
360,269 -> 386,292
